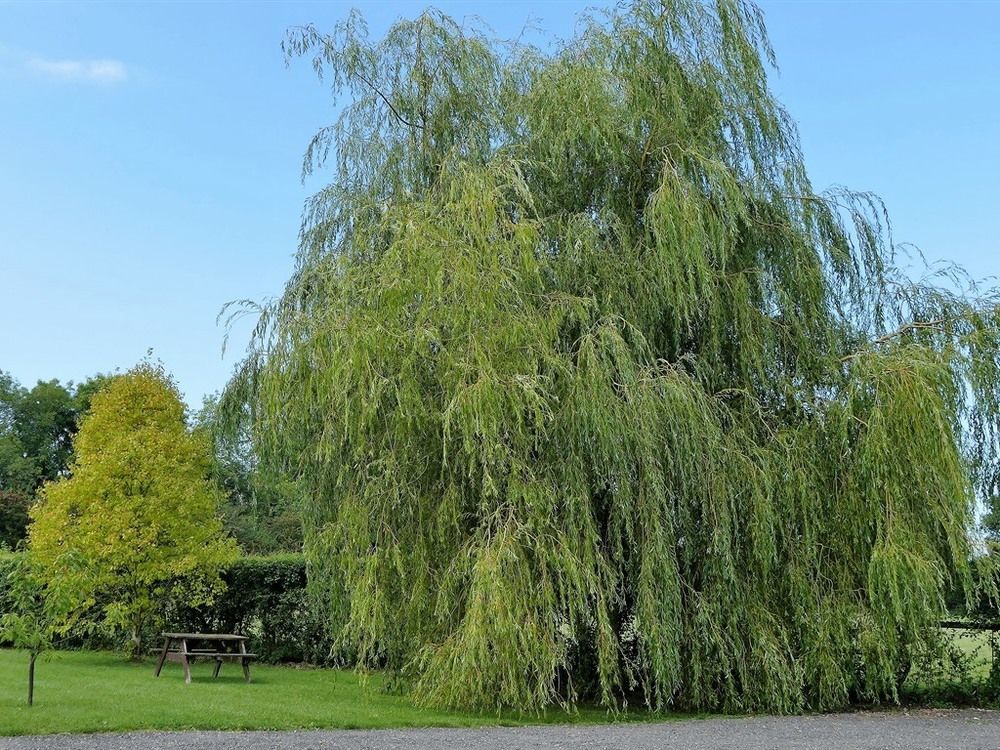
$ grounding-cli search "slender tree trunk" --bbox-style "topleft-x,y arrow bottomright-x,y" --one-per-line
130,609 -> 145,661
130,625 -> 141,660
27,650 -> 37,706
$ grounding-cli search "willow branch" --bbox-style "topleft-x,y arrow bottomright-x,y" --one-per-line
841,318 -> 956,362
354,70 -> 424,130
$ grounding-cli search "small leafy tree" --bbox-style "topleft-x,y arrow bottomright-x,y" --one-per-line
0,553 -> 79,705
29,364 -> 238,657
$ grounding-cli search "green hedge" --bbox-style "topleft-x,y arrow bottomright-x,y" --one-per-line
164,554 -> 334,664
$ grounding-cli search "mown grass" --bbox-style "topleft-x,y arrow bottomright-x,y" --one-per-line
943,629 -> 996,679
5,634 -> 994,736
906,628 -> 996,683
902,627 -> 999,708
0,649 -> 641,736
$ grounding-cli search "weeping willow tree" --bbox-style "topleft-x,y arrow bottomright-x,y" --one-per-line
224,0 -> 1000,713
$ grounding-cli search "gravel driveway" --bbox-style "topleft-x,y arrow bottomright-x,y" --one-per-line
3,709 -> 999,750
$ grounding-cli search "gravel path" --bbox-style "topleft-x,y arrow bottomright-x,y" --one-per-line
3,709 -> 999,750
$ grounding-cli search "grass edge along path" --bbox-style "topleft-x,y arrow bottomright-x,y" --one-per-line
0,649 -> 667,736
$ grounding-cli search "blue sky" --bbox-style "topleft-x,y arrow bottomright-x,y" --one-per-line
1,1 -> 998,407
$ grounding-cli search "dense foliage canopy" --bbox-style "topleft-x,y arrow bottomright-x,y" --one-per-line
30,364 -> 237,655
225,0 -> 1000,713
193,395 -> 303,553
0,372 -> 108,548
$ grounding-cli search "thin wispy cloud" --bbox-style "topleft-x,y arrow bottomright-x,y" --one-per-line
27,55 -> 128,84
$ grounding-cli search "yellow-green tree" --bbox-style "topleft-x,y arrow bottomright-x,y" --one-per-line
29,364 -> 238,656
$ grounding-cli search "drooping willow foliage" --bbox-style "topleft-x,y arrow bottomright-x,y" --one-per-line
223,0 -> 1000,713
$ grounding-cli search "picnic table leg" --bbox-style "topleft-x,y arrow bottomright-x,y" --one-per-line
213,657 -> 223,679
153,637 -> 171,677
240,640 -> 251,682
181,638 -> 192,684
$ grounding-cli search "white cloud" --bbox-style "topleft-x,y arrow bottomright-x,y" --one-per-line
27,56 -> 127,84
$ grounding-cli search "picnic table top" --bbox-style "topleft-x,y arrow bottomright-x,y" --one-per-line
161,632 -> 248,641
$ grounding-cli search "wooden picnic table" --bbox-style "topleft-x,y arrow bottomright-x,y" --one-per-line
153,632 -> 257,684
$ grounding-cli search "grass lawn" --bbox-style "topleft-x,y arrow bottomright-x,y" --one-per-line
904,627 -> 997,690
945,629 -> 996,679
0,649 -> 638,736
10,635 -> 992,737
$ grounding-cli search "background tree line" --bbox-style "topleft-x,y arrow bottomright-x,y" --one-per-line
0,372 -> 108,549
